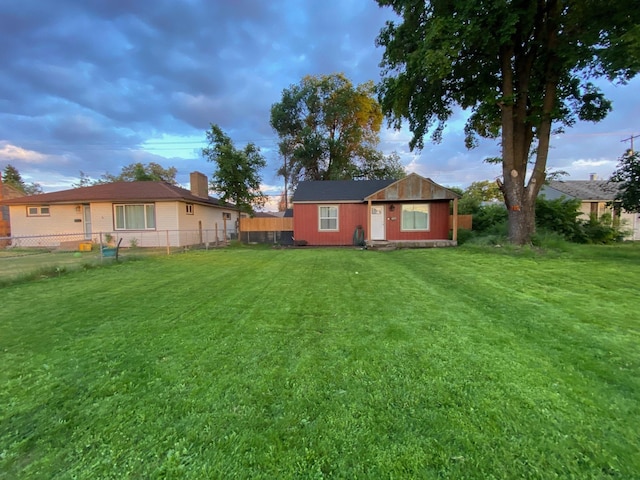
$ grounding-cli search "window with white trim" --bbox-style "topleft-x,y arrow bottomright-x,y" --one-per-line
401,204 -> 429,231
114,204 -> 156,230
186,203 -> 194,215
27,206 -> 50,217
319,205 -> 339,231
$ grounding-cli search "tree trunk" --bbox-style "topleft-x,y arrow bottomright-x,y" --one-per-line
506,191 -> 536,244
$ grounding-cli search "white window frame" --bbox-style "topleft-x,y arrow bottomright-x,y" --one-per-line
318,205 -> 339,231
27,205 -> 50,217
113,203 -> 156,230
401,204 -> 430,231
186,203 -> 194,215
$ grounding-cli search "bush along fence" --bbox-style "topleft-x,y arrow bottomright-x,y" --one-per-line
0,227 -> 237,252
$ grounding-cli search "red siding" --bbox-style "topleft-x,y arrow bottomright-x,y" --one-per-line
386,201 -> 451,240
293,201 -> 452,245
294,203 -> 367,246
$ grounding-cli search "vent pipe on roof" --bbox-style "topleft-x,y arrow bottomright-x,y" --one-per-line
190,172 -> 209,198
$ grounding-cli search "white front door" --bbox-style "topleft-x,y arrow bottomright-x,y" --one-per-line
371,205 -> 385,240
83,205 -> 92,240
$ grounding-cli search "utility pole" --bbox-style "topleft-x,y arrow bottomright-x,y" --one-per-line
621,133 -> 640,154
283,151 -> 288,211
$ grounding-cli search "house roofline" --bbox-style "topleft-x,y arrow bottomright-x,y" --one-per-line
364,172 -> 461,200
292,200 -> 365,205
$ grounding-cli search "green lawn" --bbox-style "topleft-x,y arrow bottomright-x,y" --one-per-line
1,245 -> 639,479
0,247 -> 175,286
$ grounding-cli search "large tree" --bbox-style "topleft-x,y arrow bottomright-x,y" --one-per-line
270,73 -> 405,190
2,164 -> 43,195
376,0 -> 640,244
202,124 -> 267,220
610,150 -> 640,213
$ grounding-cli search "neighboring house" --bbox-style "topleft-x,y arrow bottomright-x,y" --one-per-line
0,180 -> 25,238
291,173 -> 461,247
1,172 -> 238,247
540,177 -> 640,240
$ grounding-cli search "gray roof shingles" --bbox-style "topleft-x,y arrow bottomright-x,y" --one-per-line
292,179 -> 396,202
543,180 -> 621,201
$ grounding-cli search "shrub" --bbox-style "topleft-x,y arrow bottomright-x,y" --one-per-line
456,228 -> 474,245
535,197 -> 586,242
582,213 -> 624,244
473,204 -> 508,234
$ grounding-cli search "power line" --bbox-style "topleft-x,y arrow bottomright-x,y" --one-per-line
621,133 -> 640,154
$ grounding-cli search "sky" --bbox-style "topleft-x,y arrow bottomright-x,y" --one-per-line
1,0 -> 639,208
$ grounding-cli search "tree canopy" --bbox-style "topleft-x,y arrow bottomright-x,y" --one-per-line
465,180 -> 504,204
610,150 -> 640,213
2,164 -> 43,195
376,0 -> 640,244
95,162 -> 178,185
73,163 -> 179,187
202,124 -> 267,217
270,73 -> 405,189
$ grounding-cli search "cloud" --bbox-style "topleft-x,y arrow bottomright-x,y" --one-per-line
572,159 -> 614,168
0,142 -> 53,164
0,0 -> 637,193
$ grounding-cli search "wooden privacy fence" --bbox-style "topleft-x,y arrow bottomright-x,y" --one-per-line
450,215 -> 472,230
240,217 -> 293,232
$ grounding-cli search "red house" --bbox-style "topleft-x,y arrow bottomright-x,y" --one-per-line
291,173 -> 461,247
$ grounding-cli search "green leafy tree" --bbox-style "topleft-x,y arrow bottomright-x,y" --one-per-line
2,164 -> 43,195
356,151 -> 406,181
96,162 -> 178,184
376,0 -> 640,244
535,196 -> 585,242
270,73 -> 404,189
202,124 -> 267,220
610,150 -> 640,213
466,181 -> 504,203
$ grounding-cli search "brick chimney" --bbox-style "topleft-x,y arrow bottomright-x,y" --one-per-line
589,173 -> 598,181
190,171 -> 209,198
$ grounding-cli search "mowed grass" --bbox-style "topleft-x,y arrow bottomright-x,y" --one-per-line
1,245 -> 639,479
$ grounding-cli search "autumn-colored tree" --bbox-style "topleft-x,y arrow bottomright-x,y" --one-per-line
277,191 -> 288,212
270,73 -> 404,189
376,0 -> 640,244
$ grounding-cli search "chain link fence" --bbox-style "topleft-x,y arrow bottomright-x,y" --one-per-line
0,228 -> 237,283
1,228 -> 236,250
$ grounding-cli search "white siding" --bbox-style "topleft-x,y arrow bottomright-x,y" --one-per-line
9,204 -> 83,240
8,200 -> 238,247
